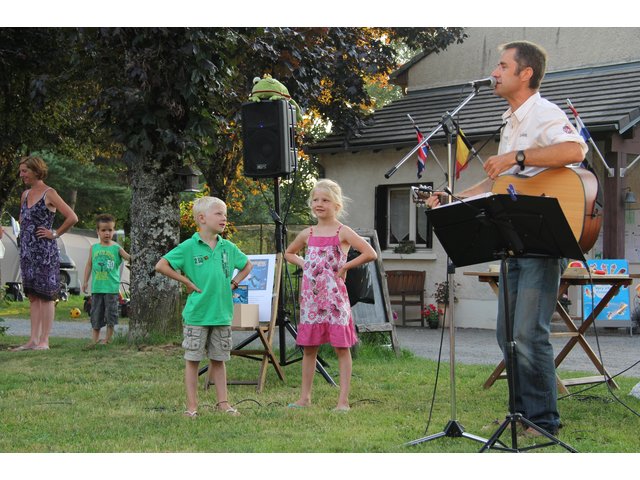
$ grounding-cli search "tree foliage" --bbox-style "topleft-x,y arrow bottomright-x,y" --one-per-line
1,27 -> 467,337
0,28 -> 69,209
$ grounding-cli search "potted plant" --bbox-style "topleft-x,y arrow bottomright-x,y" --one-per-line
393,240 -> 416,254
422,304 -> 440,329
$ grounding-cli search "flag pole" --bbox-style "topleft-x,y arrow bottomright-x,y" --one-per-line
566,99 -> 614,177
620,153 -> 640,178
407,114 -> 448,179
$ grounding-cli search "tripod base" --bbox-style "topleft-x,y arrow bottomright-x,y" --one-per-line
279,316 -> 337,386
405,420 -> 490,447
480,412 -> 577,453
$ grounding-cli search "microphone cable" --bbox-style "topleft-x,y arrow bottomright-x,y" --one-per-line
417,298 -> 449,437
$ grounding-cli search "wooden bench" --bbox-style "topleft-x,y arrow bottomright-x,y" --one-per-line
386,270 -> 425,327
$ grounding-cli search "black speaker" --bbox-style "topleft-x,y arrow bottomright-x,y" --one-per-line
242,100 -> 296,178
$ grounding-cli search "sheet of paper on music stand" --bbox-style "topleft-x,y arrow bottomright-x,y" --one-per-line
438,191 -> 496,206
237,254 -> 276,323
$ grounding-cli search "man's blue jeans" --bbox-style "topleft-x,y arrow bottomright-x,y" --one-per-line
496,257 -> 564,431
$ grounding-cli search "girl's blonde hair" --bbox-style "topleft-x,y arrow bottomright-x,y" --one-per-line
308,179 -> 349,219
192,196 -> 226,223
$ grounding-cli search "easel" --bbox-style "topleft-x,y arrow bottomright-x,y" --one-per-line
199,252 -> 286,393
427,192 -> 582,452
351,229 -> 400,356
226,253 -> 285,393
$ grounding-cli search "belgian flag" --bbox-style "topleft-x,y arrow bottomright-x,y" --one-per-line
454,129 -> 474,179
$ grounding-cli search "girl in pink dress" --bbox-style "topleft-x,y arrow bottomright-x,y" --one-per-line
284,179 -> 377,411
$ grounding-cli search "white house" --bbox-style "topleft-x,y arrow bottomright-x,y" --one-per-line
307,27 -> 640,328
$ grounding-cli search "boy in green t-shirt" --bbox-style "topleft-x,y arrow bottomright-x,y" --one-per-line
82,214 -> 131,345
155,197 -> 252,418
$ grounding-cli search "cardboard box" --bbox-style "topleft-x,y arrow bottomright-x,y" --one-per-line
232,304 -> 259,328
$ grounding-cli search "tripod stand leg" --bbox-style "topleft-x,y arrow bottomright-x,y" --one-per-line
283,316 -> 336,385
480,414 -> 577,452
406,263 -> 488,449
481,257 -> 577,453
478,415 -> 518,452
519,416 -> 577,452
405,420 -> 490,447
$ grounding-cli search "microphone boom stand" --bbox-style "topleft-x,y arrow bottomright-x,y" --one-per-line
385,87 -> 482,179
400,87 -> 490,448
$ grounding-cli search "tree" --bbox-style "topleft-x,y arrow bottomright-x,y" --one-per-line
72,28 -> 246,338
0,28 -> 125,221
3,27 -> 466,339
0,28 -> 69,209
76,27 -> 466,338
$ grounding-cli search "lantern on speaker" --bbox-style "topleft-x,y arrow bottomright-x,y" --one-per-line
176,165 -> 202,192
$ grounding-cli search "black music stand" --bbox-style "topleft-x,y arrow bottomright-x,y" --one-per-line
426,193 -> 583,453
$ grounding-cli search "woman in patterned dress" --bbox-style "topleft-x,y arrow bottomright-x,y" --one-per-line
284,179 -> 377,411
11,156 -> 77,351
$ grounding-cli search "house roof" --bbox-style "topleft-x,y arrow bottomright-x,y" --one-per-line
306,62 -> 640,155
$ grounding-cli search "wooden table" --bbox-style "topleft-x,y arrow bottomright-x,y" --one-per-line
464,271 -> 637,394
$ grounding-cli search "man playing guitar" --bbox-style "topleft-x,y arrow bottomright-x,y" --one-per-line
427,41 -> 587,438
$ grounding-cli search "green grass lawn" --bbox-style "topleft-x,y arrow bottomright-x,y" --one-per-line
0,294 -> 92,321
1,333 -> 639,454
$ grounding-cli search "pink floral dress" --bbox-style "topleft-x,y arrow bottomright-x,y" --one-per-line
296,225 -> 357,348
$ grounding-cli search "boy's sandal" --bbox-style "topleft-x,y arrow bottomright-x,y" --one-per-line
183,410 -> 198,418
216,404 -> 240,416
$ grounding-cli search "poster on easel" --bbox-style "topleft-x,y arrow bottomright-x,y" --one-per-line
237,254 -> 276,323
582,259 -> 631,327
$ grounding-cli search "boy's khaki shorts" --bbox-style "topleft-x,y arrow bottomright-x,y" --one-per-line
182,325 -> 232,362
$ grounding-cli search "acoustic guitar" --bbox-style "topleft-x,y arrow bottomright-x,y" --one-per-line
492,167 -> 602,253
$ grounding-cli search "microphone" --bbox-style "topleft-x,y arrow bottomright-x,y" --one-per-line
468,77 -> 496,89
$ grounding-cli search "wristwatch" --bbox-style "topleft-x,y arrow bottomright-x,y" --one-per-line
515,150 -> 526,171
52,230 -> 58,239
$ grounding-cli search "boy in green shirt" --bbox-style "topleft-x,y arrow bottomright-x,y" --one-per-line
155,197 -> 252,418
82,214 -> 130,345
